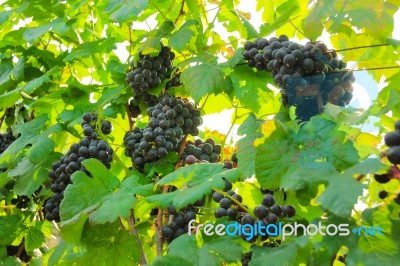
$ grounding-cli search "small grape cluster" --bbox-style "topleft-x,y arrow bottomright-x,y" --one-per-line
161,199 -> 204,243
384,120 -> 400,165
127,72 -> 182,119
45,113 -> 114,222
242,35 -> 354,121
124,94 -> 203,170
213,178 -> 243,220
180,138 -> 221,165
241,252 -> 252,266
125,46 -> 175,96
0,128 -> 16,154
240,193 -> 295,242
11,195 -> 30,209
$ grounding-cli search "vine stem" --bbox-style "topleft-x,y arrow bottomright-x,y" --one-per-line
289,19 -> 308,39
125,103 -> 134,131
16,238 -> 25,259
325,43 -> 390,53
129,209 -> 148,265
0,114 -> 5,128
174,0 -> 185,24
150,2 -> 168,21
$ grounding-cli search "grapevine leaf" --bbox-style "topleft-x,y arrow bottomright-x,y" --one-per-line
69,222 -> 141,265
251,237 -> 310,266
259,1 -> 299,36
23,18 -> 68,43
0,215 -> 22,245
139,21 -> 175,54
169,20 -> 199,52
317,176 -> 365,217
59,159 -> 152,244
236,113 -> 263,178
152,255 -> 192,266
60,159 -> 153,226
181,64 -> 225,103
145,165 -> 239,209
255,139 -> 298,189
25,221 -> 52,251
156,235 -> 243,265
64,38 -> 117,61
229,65 -> 273,112
110,0 -> 148,23
0,114 -> 48,165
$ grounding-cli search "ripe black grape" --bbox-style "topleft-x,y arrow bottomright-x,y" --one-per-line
384,132 -> 400,147
282,205 -> 296,218
262,194 -> 275,207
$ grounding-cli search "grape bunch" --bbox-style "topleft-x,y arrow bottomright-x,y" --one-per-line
125,46 -> 175,96
45,113 -> 114,222
242,35 -> 355,121
11,195 -> 30,209
213,178 -> 243,220
384,120 -> 400,165
161,199 -> 204,243
240,193 -> 296,242
0,128 -> 16,154
124,94 -> 203,170
180,138 -> 221,165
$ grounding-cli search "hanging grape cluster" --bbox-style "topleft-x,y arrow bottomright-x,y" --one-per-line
126,46 -> 175,95
124,94 -> 203,170
375,120 -> 400,204
161,199 -> 205,243
213,178 -> 243,220
242,35 -> 355,121
45,113 -> 114,222
384,120 -> 400,165
239,192 -> 295,242
180,138 -> 221,165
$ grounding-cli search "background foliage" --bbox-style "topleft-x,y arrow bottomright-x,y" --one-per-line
0,0 -> 399,265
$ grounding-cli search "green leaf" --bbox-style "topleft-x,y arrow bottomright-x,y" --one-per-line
23,18 -> 69,43
251,237 -> 310,266
260,1 -> 299,36
140,21 -> 174,54
0,114 -> 48,165
64,38 -> 117,61
0,215 -> 23,245
110,0 -> 149,23
169,20 -> 199,52
25,221 -> 52,251
155,235 -> 243,265
239,15 -> 258,39
181,64 -> 225,103
145,165 -> 239,209
60,159 -> 153,240
255,139 -> 297,189
70,222 -> 141,265
26,137 -> 55,164
229,65 -> 272,112
236,113 -> 263,178
317,176 -> 365,217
